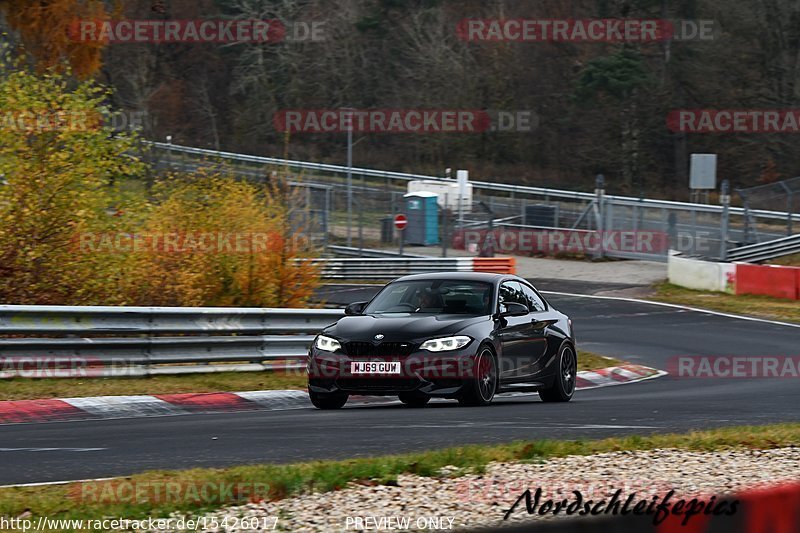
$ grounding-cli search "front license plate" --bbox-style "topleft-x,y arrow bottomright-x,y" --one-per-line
350,361 -> 401,375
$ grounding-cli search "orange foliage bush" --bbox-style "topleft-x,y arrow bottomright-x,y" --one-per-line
118,173 -> 321,308
1,0 -> 109,78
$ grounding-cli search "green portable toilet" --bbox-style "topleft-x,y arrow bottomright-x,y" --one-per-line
404,192 -> 439,246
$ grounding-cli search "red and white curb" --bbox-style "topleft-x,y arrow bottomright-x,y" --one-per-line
575,363 -> 667,390
0,365 -> 665,425
0,391 -> 309,425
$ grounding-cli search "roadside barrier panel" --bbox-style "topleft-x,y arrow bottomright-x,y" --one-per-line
473,257 -> 516,274
736,263 -> 799,300
667,253 -> 726,292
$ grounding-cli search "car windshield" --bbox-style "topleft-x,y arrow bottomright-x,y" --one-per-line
363,280 -> 493,315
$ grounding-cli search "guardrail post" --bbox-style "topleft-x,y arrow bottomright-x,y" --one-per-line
442,193 -> 448,257
781,182 -> 793,235
358,203 -> 364,254
324,188 -> 331,251
720,179 -> 731,261
594,174 -> 605,259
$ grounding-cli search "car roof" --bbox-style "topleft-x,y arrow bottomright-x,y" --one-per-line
392,272 -> 511,283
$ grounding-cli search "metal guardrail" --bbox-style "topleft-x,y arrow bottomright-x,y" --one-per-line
303,257 -> 475,279
148,141 -> 800,223
0,305 -> 343,378
727,233 -> 800,263
327,245 -> 427,258
0,305 -> 342,334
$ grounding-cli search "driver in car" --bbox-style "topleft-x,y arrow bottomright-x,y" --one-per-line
416,289 -> 440,311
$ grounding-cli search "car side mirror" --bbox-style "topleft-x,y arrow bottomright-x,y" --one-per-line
344,301 -> 367,315
499,302 -> 529,318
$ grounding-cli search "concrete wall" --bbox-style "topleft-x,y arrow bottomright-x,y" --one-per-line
668,252 -> 732,293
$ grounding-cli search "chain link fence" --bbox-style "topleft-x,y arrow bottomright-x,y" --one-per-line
144,142 -> 800,263
737,176 -> 800,243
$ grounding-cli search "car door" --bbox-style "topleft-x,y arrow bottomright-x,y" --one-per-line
496,281 -> 540,381
515,281 -> 554,379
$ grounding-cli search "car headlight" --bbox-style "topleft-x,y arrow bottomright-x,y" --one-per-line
315,335 -> 342,353
420,335 -> 472,352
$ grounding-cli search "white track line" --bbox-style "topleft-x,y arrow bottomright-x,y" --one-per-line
0,476 -> 118,489
541,290 -> 800,329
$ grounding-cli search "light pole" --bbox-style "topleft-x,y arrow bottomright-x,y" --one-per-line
345,109 -> 353,248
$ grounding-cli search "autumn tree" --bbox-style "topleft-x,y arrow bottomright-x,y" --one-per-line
0,56 -> 144,304
0,0 -> 109,78
120,172 -> 321,308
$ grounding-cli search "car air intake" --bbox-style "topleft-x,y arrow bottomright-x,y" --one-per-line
345,342 -> 415,357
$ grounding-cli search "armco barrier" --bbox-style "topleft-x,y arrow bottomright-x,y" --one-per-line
0,305 -> 343,378
736,263 -> 800,300
486,481 -> 800,532
300,257 -> 516,279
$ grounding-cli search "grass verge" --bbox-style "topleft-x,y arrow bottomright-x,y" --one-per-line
649,282 -> 800,324
771,253 -> 800,266
0,351 -> 619,402
1,423 -> 799,525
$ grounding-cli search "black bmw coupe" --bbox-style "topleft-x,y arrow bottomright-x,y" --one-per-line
307,272 -> 576,409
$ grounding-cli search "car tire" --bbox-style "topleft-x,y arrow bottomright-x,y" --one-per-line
309,390 -> 348,410
458,346 -> 497,407
398,393 -> 430,407
539,343 -> 577,403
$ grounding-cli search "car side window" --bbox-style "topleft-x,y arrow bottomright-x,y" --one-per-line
499,281 -> 525,311
519,282 -> 546,312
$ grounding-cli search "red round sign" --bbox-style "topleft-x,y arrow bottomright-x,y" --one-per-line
394,214 -> 408,230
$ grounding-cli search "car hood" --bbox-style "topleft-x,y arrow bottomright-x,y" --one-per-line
325,314 -> 489,342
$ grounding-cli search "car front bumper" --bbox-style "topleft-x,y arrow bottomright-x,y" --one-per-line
308,347 -> 480,397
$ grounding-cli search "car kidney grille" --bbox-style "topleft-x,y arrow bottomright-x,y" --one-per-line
345,342 -> 415,357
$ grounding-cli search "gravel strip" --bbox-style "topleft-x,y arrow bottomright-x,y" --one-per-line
160,447 -> 800,532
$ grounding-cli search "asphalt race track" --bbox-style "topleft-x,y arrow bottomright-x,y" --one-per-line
1,289 -> 799,486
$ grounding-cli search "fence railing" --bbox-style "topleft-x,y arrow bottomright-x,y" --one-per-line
147,141 -> 800,223
327,245 -> 427,258
0,305 -> 343,378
